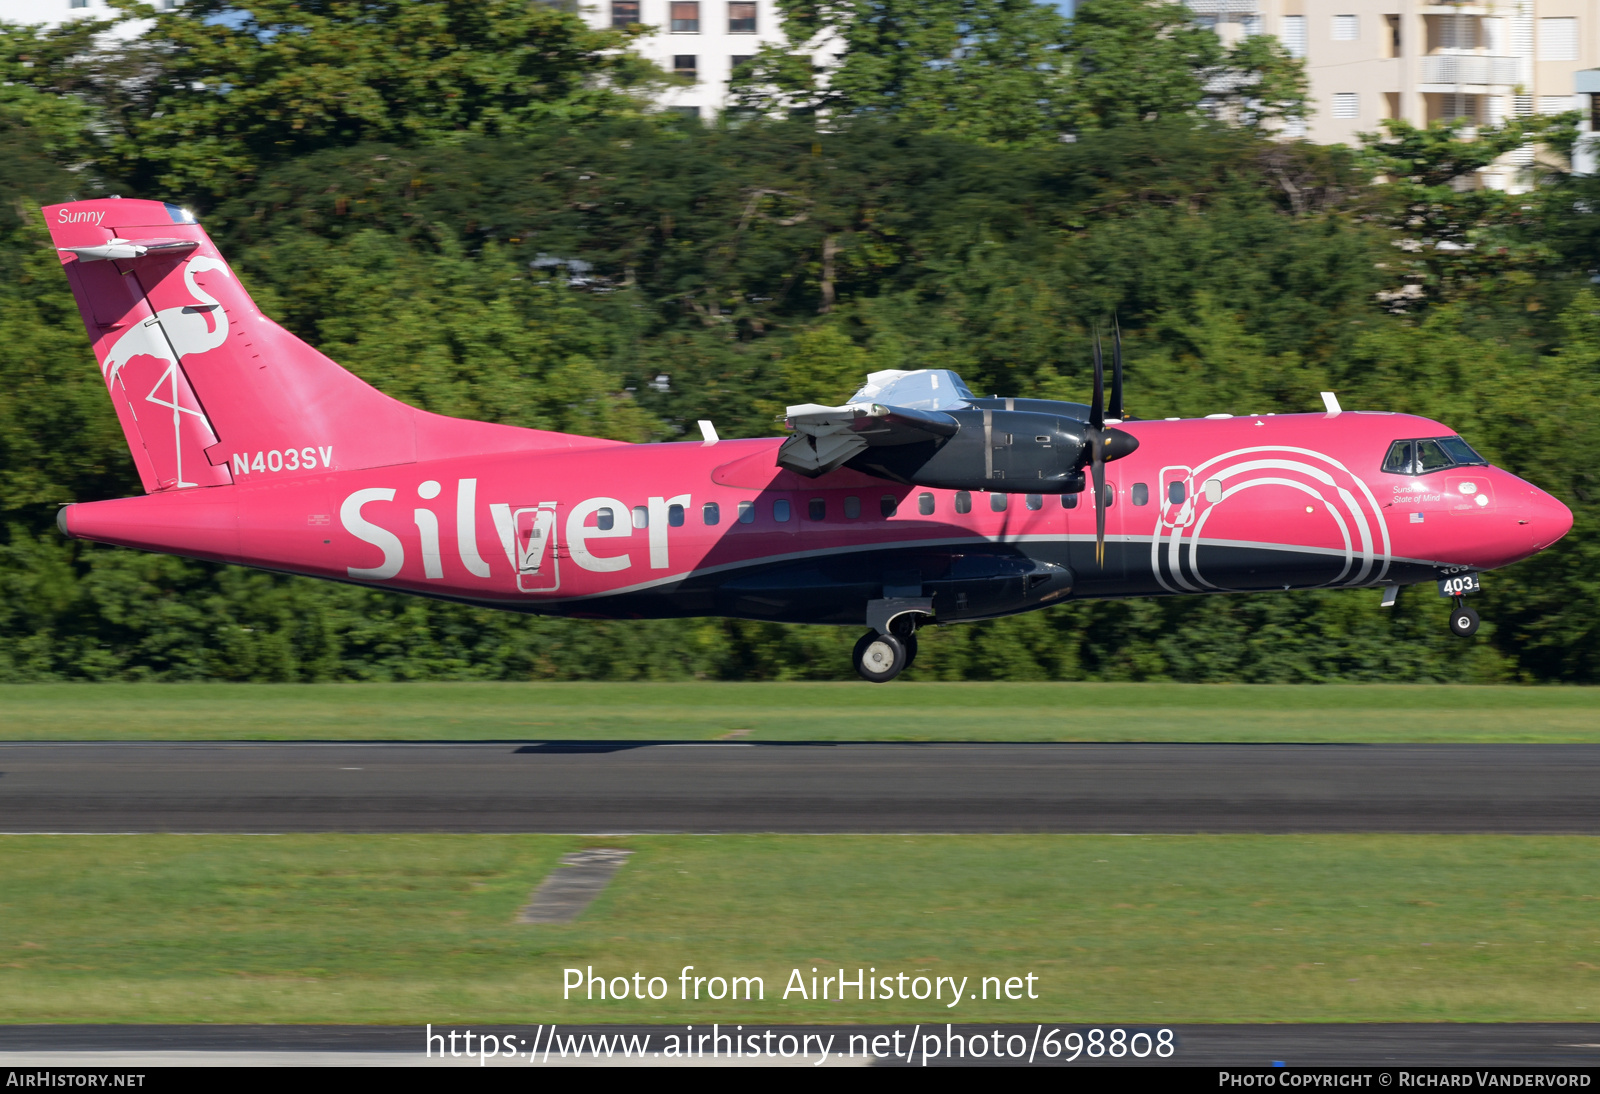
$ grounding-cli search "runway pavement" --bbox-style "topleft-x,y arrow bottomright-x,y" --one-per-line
1,741 -> 1598,833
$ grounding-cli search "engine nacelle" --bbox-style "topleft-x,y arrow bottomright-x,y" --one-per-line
847,409 -> 1091,494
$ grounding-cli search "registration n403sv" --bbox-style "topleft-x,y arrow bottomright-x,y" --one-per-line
45,199 -> 1574,681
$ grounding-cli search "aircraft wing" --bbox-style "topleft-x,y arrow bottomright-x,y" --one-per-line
778,402 -> 959,477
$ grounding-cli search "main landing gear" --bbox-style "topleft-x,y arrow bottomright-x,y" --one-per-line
853,623 -> 921,683
1449,598 -> 1480,638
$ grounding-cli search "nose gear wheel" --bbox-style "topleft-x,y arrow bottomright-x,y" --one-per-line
853,631 -> 909,683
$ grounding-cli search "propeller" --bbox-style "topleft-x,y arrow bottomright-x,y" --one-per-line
1083,322 -> 1140,568
1109,315 -> 1124,422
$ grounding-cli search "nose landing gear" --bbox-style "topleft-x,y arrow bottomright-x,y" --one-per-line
853,631 -> 909,683
1448,597 -> 1480,638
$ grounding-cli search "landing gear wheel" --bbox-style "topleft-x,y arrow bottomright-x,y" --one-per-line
1449,604 -> 1480,638
902,631 -> 919,669
853,631 -> 908,683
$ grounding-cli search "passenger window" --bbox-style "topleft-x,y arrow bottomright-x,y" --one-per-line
1101,485 -> 1115,509
880,495 -> 897,517
808,498 -> 825,521
1204,479 -> 1222,503
955,491 -> 972,514
703,501 -> 720,526
1131,483 -> 1149,506
1167,481 -> 1186,504
668,504 -> 685,527
1025,494 -> 1042,511
737,500 -> 755,524
1382,440 -> 1414,474
596,507 -> 614,531
844,496 -> 860,519
1415,439 -> 1451,473
632,505 -> 648,529
918,492 -> 935,515
1062,493 -> 1078,510
991,492 -> 1007,512
774,499 -> 791,522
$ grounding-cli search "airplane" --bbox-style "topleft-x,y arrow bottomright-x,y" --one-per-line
44,198 -> 1574,682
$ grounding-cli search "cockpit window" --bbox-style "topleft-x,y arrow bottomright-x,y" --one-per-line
1381,435 -> 1489,475
1436,436 -> 1487,466
1415,439 -> 1452,473
1382,440 -> 1412,474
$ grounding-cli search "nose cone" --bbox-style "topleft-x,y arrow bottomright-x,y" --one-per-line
1526,486 -> 1574,552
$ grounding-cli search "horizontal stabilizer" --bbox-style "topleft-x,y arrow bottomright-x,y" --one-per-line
58,237 -> 199,262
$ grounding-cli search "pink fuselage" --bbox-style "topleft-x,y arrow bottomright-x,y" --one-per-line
61,410 -> 1573,626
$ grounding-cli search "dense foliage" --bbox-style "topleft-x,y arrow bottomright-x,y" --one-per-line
0,1 -> 1594,683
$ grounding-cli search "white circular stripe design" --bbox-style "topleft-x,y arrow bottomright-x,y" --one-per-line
1149,445 -> 1392,593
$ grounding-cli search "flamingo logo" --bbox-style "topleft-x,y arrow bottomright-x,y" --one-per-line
102,256 -> 232,385
101,256 -> 232,489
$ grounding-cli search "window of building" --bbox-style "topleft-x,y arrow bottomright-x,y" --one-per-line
808,498 -> 825,521
1540,95 -> 1576,116
1131,483 -> 1150,506
1167,480 -> 1187,505
1280,14 -> 1306,59
773,499 -> 790,522
1025,494 -> 1042,511
1383,14 -> 1401,57
632,505 -> 649,529
1540,17 -> 1578,61
918,492 -> 935,515
611,0 -> 639,27
1062,493 -> 1079,510
990,492 -> 1007,512
955,491 -> 972,514
596,507 -> 615,531
703,501 -> 720,525
729,55 -> 753,78
844,496 -> 860,519
668,503 -> 685,527
1332,15 -> 1359,41
671,1 -> 700,32
1332,93 -> 1359,119
737,500 -> 754,524
673,55 -> 698,80
728,1 -> 756,33
880,495 -> 897,517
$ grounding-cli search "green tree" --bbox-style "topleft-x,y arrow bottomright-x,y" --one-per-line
1062,0 -> 1225,131
733,0 -> 1075,144
22,0 -> 663,207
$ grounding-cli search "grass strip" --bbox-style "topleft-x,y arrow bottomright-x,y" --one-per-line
0,682 -> 1597,742
1,833 -> 1598,1024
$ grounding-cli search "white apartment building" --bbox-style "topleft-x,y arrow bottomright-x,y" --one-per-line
1196,1 -> 1600,183
576,0 -> 791,119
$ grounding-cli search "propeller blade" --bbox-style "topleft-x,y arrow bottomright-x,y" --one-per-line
1110,315 -> 1124,422
1090,327 -> 1104,431
1092,442 -> 1107,568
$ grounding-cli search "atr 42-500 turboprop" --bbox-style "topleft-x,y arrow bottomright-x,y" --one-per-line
46,199 -> 1574,681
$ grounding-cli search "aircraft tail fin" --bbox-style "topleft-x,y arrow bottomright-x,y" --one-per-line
44,198 -> 613,495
